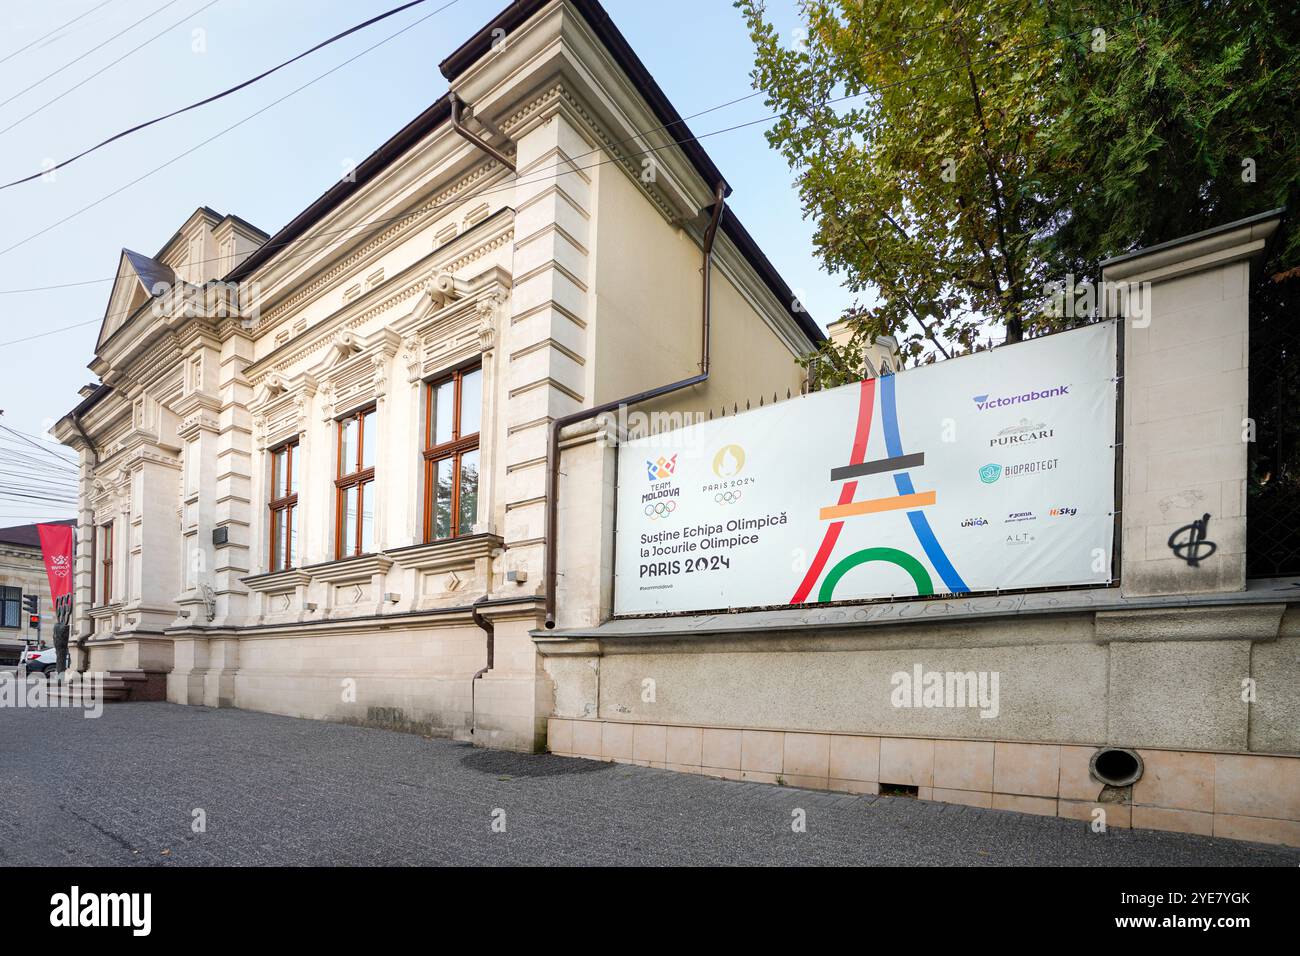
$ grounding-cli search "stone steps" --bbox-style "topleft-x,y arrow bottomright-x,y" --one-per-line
49,669 -> 163,703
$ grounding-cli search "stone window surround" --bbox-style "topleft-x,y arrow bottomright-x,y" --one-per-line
245,270 -> 505,579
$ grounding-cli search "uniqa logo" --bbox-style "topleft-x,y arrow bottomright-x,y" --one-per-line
978,463 -> 1002,484
712,444 -> 745,478
960,517 -> 988,527
645,453 -> 677,481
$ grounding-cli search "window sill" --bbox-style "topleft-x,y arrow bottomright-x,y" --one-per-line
385,533 -> 503,574
241,568 -> 312,593
303,553 -> 394,584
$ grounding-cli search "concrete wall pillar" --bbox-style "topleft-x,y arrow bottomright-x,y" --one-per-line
1107,212 -> 1282,596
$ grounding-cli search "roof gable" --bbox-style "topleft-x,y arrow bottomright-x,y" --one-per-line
96,249 -> 175,351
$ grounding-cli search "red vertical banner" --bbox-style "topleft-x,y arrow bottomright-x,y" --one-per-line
37,523 -> 75,601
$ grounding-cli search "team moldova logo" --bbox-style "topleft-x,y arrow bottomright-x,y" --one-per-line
645,453 -> 677,481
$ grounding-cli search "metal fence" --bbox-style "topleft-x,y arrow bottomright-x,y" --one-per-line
1247,266 -> 1300,579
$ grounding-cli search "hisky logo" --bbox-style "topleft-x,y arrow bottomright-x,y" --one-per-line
50,886 -> 151,936
1049,506 -> 1078,517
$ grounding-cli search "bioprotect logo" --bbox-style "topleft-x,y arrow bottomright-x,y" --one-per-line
972,385 -> 1069,411
978,463 -> 1002,484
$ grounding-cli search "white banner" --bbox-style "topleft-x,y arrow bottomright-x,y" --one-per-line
614,321 -> 1118,615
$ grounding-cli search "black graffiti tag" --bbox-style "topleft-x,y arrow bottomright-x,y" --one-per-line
1168,513 -> 1217,567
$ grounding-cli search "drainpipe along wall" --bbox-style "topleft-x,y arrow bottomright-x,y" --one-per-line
69,410 -> 98,673
543,181 -> 729,628
470,596 -> 495,737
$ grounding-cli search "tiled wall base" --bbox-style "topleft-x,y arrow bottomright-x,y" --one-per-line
547,718 -> 1300,848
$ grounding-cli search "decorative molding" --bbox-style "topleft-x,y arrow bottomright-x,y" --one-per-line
253,160 -> 502,331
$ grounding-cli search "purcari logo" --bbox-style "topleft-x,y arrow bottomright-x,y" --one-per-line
972,385 -> 1069,411
50,886 -> 151,936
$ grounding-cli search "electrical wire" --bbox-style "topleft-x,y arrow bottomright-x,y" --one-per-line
0,0 -> 451,186
0,0 -> 120,68
0,0 -> 187,111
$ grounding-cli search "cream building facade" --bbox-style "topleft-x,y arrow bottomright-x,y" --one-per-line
51,0 -> 1299,850
52,0 -> 819,750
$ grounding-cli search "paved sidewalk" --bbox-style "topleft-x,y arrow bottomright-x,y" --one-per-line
2,702 -> 1297,866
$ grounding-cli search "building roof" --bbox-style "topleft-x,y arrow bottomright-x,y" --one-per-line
0,519 -> 75,549
122,248 -> 175,292
230,0 -> 823,345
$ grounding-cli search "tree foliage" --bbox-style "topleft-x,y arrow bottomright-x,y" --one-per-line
738,0 -> 1300,378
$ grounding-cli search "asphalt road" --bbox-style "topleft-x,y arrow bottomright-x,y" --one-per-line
3,700 -> 1298,866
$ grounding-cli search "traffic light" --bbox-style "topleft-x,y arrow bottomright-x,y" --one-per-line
21,595 -> 38,629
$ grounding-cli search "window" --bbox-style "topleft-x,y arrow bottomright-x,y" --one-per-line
0,587 -> 19,629
424,365 -> 481,540
98,522 -> 113,605
269,440 -> 299,571
335,407 -> 376,558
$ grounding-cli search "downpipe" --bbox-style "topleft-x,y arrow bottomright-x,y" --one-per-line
543,182 -> 728,628
449,93 -> 516,173
69,409 -> 98,674
469,595 -> 495,738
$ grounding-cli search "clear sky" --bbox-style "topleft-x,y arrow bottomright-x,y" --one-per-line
0,0 -> 855,524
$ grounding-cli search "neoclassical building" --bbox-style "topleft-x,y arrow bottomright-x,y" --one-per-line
53,0 -> 820,749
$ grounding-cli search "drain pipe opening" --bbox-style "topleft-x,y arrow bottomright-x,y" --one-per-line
469,596 -> 495,738
1090,747 -> 1144,787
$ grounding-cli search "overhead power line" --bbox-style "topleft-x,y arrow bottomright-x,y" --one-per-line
0,0 -> 187,111
0,1 -> 1184,346
0,0 -> 446,188
0,0 -> 223,141
0,0 -> 466,258
0,0 -> 1187,270
0,0 -> 120,68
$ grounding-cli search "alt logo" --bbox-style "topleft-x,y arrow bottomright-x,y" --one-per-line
978,463 -> 1002,484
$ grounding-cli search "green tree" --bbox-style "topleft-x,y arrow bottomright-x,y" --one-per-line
738,0 -> 1300,381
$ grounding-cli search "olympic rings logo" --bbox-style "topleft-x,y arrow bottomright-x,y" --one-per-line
645,501 -> 677,519
714,491 -> 743,504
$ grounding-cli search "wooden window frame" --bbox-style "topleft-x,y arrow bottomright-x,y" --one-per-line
268,439 -> 299,572
99,522 -> 113,605
422,364 -> 481,542
334,407 -> 376,559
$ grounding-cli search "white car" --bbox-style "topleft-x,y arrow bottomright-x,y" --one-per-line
20,647 -> 58,676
